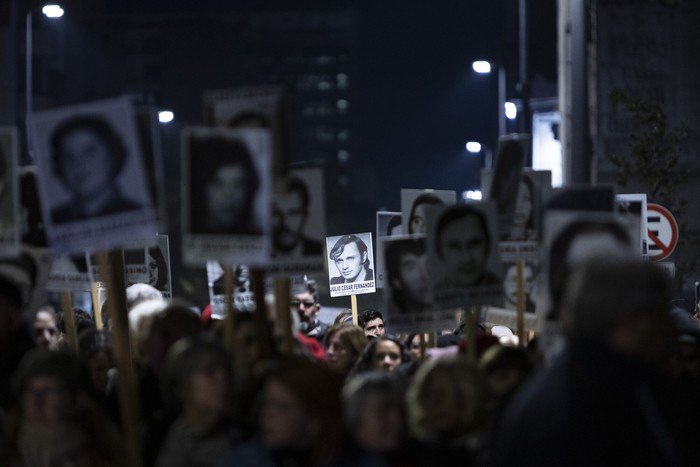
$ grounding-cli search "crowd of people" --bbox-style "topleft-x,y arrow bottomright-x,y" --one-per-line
1,255 -> 700,467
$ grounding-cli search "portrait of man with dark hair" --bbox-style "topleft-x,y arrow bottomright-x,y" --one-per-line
49,115 -> 144,224
188,135 -> 262,235
384,237 -> 432,314
433,204 -> 500,289
273,175 -> 322,256
329,234 -> 374,284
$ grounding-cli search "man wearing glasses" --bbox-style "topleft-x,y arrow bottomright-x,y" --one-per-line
291,280 -> 329,342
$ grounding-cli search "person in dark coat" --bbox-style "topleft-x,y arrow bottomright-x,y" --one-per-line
491,259 -> 693,467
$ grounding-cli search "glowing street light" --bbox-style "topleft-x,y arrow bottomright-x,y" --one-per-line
158,110 -> 174,123
26,5 -> 64,115
466,141 -> 482,153
472,61 -> 492,74
42,5 -> 64,18
505,102 -> 517,120
465,141 -> 492,169
463,190 -> 483,201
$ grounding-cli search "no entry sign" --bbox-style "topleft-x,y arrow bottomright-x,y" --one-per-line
646,203 -> 678,261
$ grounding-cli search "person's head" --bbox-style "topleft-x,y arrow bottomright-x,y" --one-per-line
191,136 -> 260,232
407,357 -> 492,441
33,307 -> 59,351
353,336 -> 410,375
228,312 -> 260,376
143,304 -> 202,375
50,116 -> 127,198
125,282 -> 163,310
257,356 -> 346,463
78,329 -> 113,394
324,324 -> 368,375
560,259 -> 674,366
479,344 -> 533,400
333,309 -> 354,326
14,349 -> 90,426
329,235 -> 370,283
385,238 -> 431,312
274,176 -> 311,253
548,220 -> 632,318
292,280 -> 321,328
55,309 -> 96,349
404,333 -> 429,361
503,262 -> 535,308
408,193 -> 444,235
435,205 -> 491,286
359,309 -> 385,338
162,335 -> 232,422
342,372 -> 405,453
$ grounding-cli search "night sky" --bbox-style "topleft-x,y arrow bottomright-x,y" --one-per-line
99,0 -> 509,213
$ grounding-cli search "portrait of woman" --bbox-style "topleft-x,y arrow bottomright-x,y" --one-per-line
505,174 -> 536,241
408,193 -> 444,235
188,134 -> 262,236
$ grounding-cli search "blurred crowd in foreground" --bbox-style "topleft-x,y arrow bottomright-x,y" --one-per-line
1,257 -> 700,467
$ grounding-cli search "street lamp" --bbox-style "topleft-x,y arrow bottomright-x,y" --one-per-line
42,5 -> 64,18
158,111 -> 174,123
471,60 -> 506,136
26,4 -> 64,114
466,140 -> 493,169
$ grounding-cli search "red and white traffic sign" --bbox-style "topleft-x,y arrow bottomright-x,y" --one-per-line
646,203 -> 678,262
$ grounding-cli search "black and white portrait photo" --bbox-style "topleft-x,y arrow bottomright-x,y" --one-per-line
123,235 -> 172,299
383,236 -> 432,315
273,169 -> 325,258
182,127 -> 271,265
189,134 -> 262,235
487,134 -> 529,239
428,203 -> 503,308
482,169 -> 552,244
266,168 -> 326,276
28,96 -> 156,254
543,213 -> 635,321
401,189 -> 456,236
326,232 -> 376,297
502,261 -> 537,314
207,261 -> 256,317
375,211 -> 403,288
48,116 -> 144,224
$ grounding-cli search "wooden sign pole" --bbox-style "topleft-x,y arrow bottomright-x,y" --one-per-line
97,251 -> 142,467
351,294 -> 358,326
466,306 -> 478,362
90,282 -> 104,330
251,268 -> 276,359
274,278 -> 293,353
222,266 -> 235,352
516,259 -> 526,345
60,291 -> 78,353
